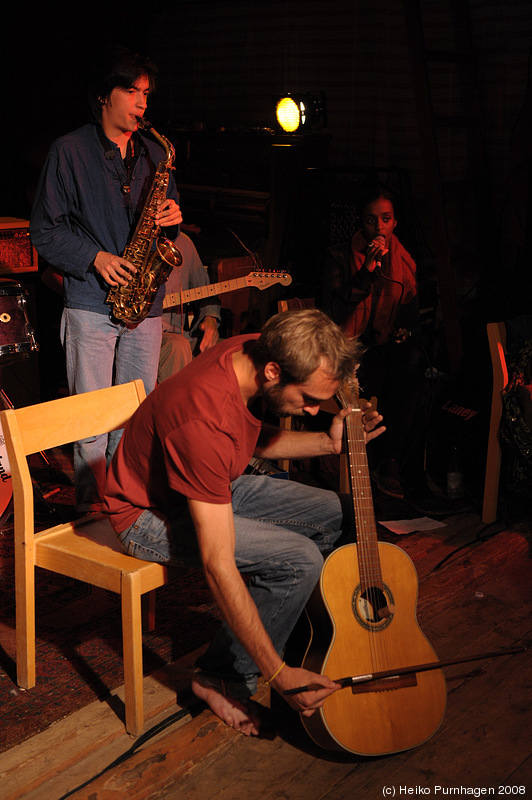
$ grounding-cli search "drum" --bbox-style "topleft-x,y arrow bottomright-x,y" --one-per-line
0,280 -> 39,366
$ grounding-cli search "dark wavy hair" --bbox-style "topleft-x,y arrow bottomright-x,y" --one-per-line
87,45 -> 158,123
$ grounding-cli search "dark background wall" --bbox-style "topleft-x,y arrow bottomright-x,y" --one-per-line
3,1 -> 531,290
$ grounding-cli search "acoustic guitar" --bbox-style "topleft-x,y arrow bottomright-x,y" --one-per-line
163,270 -> 292,311
300,378 -> 447,756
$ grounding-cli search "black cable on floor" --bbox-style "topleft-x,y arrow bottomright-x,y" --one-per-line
56,698 -> 206,800
429,520 -> 507,573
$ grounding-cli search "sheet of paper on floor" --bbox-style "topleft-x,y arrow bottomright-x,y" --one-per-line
379,517 -> 447,534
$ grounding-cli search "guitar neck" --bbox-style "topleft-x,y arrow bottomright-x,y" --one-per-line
163,276 -> 250,310
345,411 -> 379,544
339,385 -> 383,588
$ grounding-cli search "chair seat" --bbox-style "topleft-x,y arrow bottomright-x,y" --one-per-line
34,514 -> 171,593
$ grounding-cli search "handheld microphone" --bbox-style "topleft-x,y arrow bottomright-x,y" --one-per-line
373,234 -> 386,270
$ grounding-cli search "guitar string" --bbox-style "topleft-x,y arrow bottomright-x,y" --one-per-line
342,382 -> 390,683
353,409 -> 390,684
165,272 -> 283,309
339,385 -> 378,675
348,408 -> 382,676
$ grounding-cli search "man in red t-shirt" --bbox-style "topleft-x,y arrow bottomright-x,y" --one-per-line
104,309 -> 384,735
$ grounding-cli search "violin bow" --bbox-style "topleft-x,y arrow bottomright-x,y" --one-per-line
283,645 -> 526,695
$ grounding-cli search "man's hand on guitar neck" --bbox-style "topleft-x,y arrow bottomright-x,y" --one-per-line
327,401 -> 385,455
361,402 -> 385,444
270,664 -> 341,716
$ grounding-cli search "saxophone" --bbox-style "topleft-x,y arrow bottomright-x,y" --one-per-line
105,118 -> 182,324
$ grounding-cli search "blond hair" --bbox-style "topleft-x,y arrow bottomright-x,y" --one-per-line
251,308 -> 362,384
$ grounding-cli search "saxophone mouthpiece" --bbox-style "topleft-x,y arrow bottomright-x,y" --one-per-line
137,117 -> 151,131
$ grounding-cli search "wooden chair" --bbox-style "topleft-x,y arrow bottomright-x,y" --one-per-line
0,379 -> 182,736
482,321 -> 508,524
277,297 -> 316,314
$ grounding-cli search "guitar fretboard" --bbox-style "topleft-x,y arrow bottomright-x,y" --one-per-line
163,277 -> 250,309
337,384 -> 383,592
162,271 -> 292,311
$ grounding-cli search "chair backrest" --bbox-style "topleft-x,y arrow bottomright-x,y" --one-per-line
2,379 -> 146,458
0,380 -> 146,535
487,321 -> 508,392
482,322 -> 508,524
278,298 -> 316,314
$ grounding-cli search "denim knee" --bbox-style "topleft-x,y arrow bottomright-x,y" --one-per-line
285,535 -> 325,589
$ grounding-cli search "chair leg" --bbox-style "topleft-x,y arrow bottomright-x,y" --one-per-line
482,397 -> 503,524
121,572 -> 145,736
278,416 -> 292,473
15,553 -> 36,689
141,589 -> 157,632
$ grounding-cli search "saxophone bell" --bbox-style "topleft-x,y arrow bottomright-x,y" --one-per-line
156,238 -> 182,269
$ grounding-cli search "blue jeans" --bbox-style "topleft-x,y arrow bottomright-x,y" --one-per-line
118,474 -> 348,698
61,308 -> 162,511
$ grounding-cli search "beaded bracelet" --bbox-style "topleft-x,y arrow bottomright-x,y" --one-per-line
265,661 -> 286,686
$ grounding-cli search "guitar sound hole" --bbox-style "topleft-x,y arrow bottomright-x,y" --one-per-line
352,584 -> 394,630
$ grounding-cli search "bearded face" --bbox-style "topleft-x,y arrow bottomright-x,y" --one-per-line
262,366 -> 339,418
262,382 -> 300,418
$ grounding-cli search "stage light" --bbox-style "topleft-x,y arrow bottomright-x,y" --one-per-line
274,92 -> 327,133
276,97 -> 301,132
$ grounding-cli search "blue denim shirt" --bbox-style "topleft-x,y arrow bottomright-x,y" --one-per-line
29,123 -> 179,316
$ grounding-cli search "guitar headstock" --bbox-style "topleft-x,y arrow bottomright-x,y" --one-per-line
245,271 -> 293,289
336,373 -> 361,412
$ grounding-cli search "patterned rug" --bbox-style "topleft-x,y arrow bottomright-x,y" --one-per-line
0,450 -> 221,754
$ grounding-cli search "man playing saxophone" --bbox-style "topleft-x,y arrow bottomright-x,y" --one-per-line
30,45 -> 181,513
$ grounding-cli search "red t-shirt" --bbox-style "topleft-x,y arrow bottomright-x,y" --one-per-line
103,334 -> 262,533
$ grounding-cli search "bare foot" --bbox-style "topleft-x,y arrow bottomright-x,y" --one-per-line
191,675 -> 261,736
